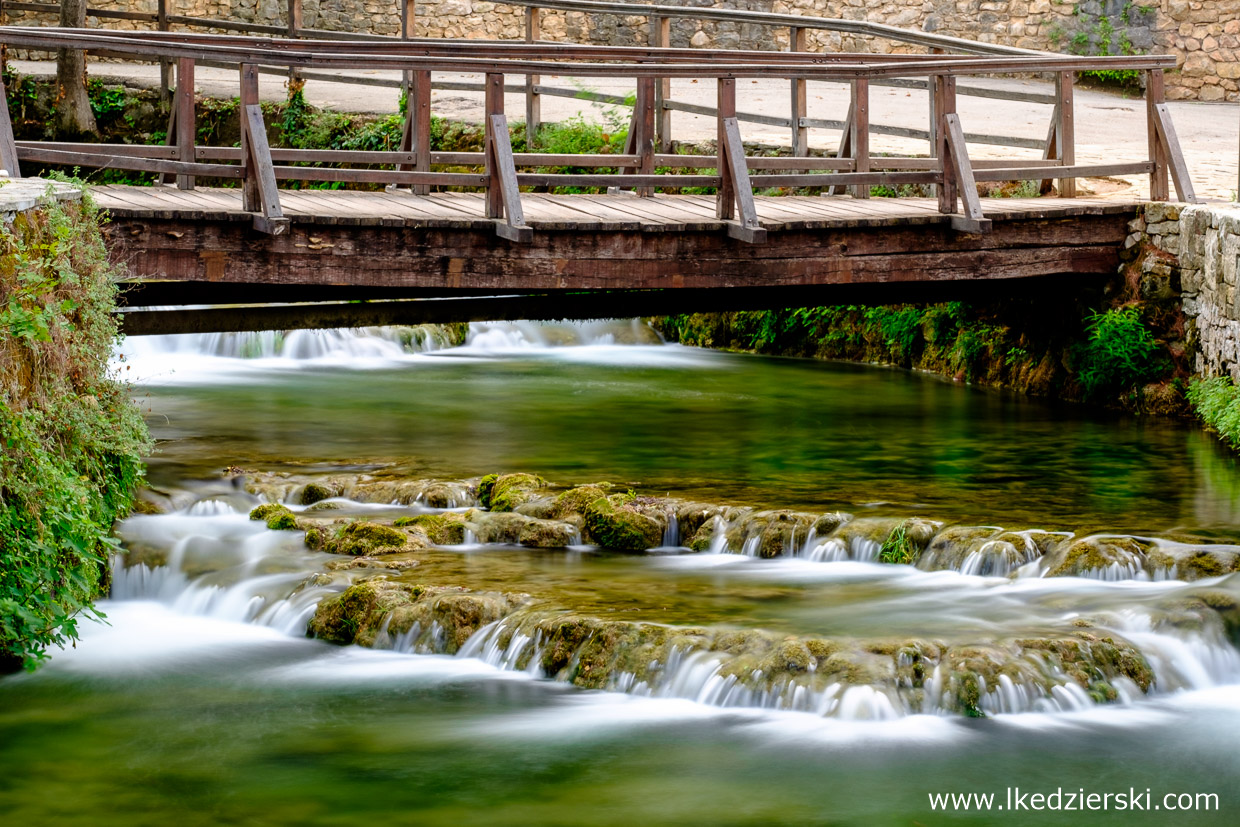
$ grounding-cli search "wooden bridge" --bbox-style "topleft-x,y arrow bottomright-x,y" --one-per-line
0,4 -> 1200,334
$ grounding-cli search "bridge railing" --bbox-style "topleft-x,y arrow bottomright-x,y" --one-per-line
3,0 -> 1069,157
0,28 -> 1195,242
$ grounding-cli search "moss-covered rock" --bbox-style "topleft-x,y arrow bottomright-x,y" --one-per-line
721,510 -> 817,558
297,482 -> 336,505
548,484 -> 613,519
583,495 -> 664,551
249,502 -> 300,531
393,513 -> 467,545
1145,544 -> 1240,581
309,580 -> 528,652
322,521 -> 419,556
812,511 -> 854,536
484,473 -> 549,512
1044,536 -> 1151,578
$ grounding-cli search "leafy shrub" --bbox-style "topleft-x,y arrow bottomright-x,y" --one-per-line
1073,307 -> 1166,399
1,183 -> 150,671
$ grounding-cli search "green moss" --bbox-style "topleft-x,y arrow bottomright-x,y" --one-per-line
549,483 -> 613,519
485,473 -> 549,512
393,514 -> 466,545
583,495 -> 663,551
329,521 -> 411,556
249,503 -> 289,522
476,474 -> 499,509
249,503 -> 300,531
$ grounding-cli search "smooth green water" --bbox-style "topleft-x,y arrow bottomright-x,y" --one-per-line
134,332 -> 1240,535
3,324 -> 1239,826
1,602 -> 1236,827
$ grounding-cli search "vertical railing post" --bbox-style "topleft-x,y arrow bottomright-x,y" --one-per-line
287,0 -> 303,87
174,57 -> 195,190
851,78 -> 870,199
240,63 -> 260,210
927,48 -> 943,197
1146,68 -> 1169,202
485,72 -> 505,219
411,70 -> 431,195
157,0 -> 171,104
400,0 -> 415,142
525,6 -> 540,147
652,14 -> 671,152
635,75 -> 655,197
717,77 -> 736,219
934,74 -> 957,214
1056,71 -> 1075,198
789,26 -> 807,160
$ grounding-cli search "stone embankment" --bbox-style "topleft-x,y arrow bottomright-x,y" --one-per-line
6,1 -> 1234,101
1128,202 -> 1240,381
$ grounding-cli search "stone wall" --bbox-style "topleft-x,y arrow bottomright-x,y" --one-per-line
3,1 -> 1235,101
1135,203 -> 1240,381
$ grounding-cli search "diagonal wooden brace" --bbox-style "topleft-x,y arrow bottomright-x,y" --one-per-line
942,113 -> 991,234
488,113 -> 532,243
720,116 -> 767,244
1151,103 -> 1198,204
241,103 -> 289,235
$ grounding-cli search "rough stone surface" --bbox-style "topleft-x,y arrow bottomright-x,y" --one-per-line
5,1 -> 1233,101
1141,203 -> 1240,381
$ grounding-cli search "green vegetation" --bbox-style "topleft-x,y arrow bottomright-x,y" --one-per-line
1062,1 -> 1151,88
878,522 -> 919,565
1187,376 -> 1240,448
1,183 -> 150,672
654,297 -> 1175,407
1072,306 -> 1166,400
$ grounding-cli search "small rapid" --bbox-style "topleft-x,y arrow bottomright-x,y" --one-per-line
112,480 -> 1240,723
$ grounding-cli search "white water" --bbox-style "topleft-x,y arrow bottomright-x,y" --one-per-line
117,319 -> 713,385
110,488 -> 1240,723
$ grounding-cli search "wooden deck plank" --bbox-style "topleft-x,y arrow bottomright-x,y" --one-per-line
91,185 -> 1143,235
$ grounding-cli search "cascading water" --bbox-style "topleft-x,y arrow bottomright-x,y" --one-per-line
10,318 -> 1240,822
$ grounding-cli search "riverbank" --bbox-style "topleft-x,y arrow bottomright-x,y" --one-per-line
0,180 -> 150,672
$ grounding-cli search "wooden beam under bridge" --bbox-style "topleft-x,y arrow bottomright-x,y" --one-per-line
117,276 -> 1110,336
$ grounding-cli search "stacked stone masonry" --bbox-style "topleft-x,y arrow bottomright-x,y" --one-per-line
1138,203 -> 1240,381
3,1 -> 1235,100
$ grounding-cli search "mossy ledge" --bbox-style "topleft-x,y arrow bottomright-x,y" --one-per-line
240,471 -> 1240,581
649,280 -> 1187,415
306,578 -> 1181,718
0,184 -> 151,672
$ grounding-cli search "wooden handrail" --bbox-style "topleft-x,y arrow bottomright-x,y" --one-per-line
3,0 -> 1048,56
0,27 -> 1199,239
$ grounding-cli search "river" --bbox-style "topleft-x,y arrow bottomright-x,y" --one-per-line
1,320 -> 1236,825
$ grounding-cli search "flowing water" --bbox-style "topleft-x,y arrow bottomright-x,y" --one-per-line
3,321 -> 1239,825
